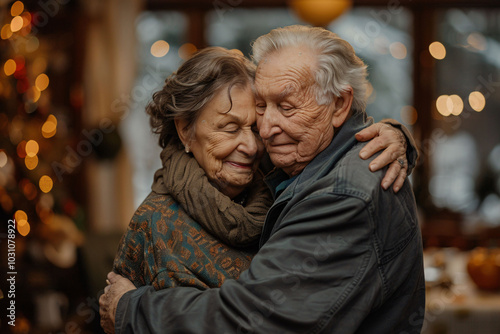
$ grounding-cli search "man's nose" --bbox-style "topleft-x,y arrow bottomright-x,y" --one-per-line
258,106 -> 282,140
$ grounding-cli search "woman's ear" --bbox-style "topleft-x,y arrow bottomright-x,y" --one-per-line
174,118 -> 191,148
331,87 -> 354,128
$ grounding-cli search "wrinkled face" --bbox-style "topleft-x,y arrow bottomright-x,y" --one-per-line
186,84 -> 264,199
255,46 -> 336,176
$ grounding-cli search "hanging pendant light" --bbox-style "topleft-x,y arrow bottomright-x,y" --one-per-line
289,0 -> 353,27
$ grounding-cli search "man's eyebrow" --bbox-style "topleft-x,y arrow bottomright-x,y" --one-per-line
278,85 -> 296,99
256,84 -> 296,100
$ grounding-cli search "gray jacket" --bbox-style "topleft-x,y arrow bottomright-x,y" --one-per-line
114,111 -> 425,333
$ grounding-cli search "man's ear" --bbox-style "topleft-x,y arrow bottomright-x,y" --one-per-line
174,118 -> 191,147
331,87 -> 353,128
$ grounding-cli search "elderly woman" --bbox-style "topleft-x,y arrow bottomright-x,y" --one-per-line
112,46 -> 412,292
101,45 -> 416,332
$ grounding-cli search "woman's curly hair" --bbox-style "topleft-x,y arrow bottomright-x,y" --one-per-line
147,47 -> 256,148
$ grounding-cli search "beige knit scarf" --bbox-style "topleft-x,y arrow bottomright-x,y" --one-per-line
152,140 -> 273,248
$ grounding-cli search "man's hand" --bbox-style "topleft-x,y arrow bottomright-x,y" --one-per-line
99,272 -> 136,334
355,122 -> 408,193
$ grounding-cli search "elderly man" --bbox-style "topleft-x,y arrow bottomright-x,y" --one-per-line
100,25 -> 425,333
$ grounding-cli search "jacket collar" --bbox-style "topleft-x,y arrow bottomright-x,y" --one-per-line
265,110 -> 373,203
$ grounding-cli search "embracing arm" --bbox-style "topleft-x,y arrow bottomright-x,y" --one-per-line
112,195 -> 381,334
357,119 -> 418,192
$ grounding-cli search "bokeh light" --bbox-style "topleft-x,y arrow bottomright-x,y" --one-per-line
21,179 -> 37,200
467,32 -> 487,51
11,1 -> 24,16
389,42 -> 407,59
429,41 -> 446,60
17,220 -> 30,236
449,94 -> 463,116
42,114 -> 57,138
150,40 -> 170,57
469,91 -> 486,112
25,140 -> 39,157
10,16 -> 23,32
4,59 -> 16,76
0,150 -> 7,168
17,140 -> 27,158
400,106 -> 418,125
436,95 -> 451,116
39,175 -> 53,193
178,43 -> 197,60
32,57 -> 48,75
35,73 -> 49,91
14,209 -> 28,222
1,24 -> 13,40
25,155 -> 38,170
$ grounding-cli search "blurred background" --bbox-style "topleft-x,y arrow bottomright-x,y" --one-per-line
0,0 -> 500,333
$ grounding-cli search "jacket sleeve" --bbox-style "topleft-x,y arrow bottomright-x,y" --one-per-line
381,118 -> 419,174
114,193 -> 383,334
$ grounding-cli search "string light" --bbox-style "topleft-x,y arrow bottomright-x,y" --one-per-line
178,43 -> 197,60
10,16 -> 23,32
389,42 -> 407,60
0,150 -> 7,168
436,95 -> 451,116
1,24 -> 13,40
469,91 -> 486,112
429,41 -> 446,60
400,106 -> 418,125
17,140 -> 27,158
39,175 -> 53,193
14,209 -> 28,222
17,220 -> 30,236
449,95 -> 463,116
11,1 -> 25,17
35,73 -> 49,91
25,155 -> 38,170
467,32 -> 487,51
42,114 -> 57,138
25,140 -> 39,157
151,40 -> 170,57
4,59 -> 16,76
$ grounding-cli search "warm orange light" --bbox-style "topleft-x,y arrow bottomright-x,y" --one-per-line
25,140 -> 39,157
17,140 -> 27,158
10,16 -> 23,32
469,91 -> 486,112
390,42 -> 407,60
0,194 -> 13,212
178,43 -> 197,60
429,41 -> 446,60
42,114 -> 57,138
39,175 -> 53,193
1,24 -> 13,40
436,95 -> 451,116
11,1 -> 24,17
4,59 -> 16,76
290,0 -> 352,26
35,73 -> 49,91
400,106 -> 418,125
25,155 -> 38,170
449,94 -> 463,116
0,150 -> 7,168
14,209 -> 28,222
17,220 -> 30,236
467,32 -> 487,51
151,40 -> 170,57
32,57 -> 48,75
21,12 -> 31,27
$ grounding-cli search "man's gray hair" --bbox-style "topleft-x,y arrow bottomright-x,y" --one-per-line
252,25 -> 368,112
